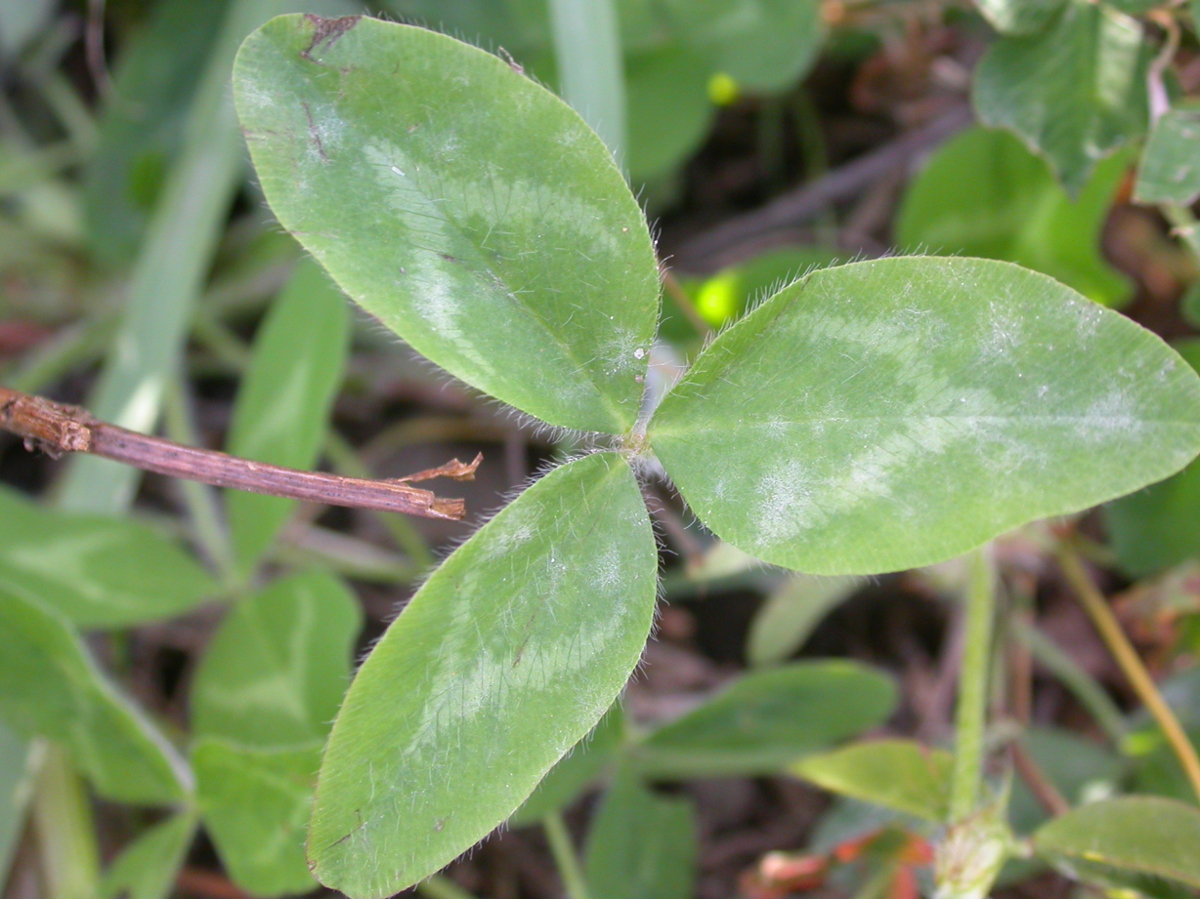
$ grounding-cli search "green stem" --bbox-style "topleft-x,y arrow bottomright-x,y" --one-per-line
1010,618 -> 1126,745
950,546 -> 997,823
791,88 -> 838,245
543,811 -> 592,899
32,743 -> 99,899
416,874 -> 480,899
191,312 -> 252,372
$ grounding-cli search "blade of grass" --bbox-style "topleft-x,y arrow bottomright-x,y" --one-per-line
56,0 -> 321,513
547,0 -> 626,168
29,6 -> 349,887
543,811 -> 593,899
1010,618 -> 1127,745
275,526 -> 418,585
417,875 -> 481,899
31,743 -> 100,899
36,73 -> 97,156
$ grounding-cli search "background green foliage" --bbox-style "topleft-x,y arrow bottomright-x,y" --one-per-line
3,2 -> 1200,899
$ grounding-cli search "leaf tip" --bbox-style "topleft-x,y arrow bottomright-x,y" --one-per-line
300,14 -> 361,63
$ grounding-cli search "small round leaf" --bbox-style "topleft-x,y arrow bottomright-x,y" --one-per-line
1033,796 -> 1200,893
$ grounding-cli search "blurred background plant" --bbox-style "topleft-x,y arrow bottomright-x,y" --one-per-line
3,2 -> 1200,899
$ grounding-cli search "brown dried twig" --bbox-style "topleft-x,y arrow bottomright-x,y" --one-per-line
1057,542 -> 1200,805
672,104 -> 972,271
1011,740 -> 1069,818
0,386 -> 478,521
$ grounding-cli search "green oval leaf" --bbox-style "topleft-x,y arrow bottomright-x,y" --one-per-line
0,589 -> 188,804
584,768 -> 696,899
1105,340 -> 1200,576
973,0 -> 1149,196
0,486 -> 217,628
626,45 -> 714,183
307,452 -> 658,898
190,571 -> 362,749
745,575 -> 860,667
1033,796 -> 1200,894
649,257 -> 1200,574
895,125 -> 1131,307
510,704 -> 625,827
633,661 -> 896,777
790,739 -> 953,823
100,812 -> 196,899
227,259 -> 350,577
1135,101 -> 1200,207
194,738 -> 320,897
659,0 -> 825,92
975,0 -> 1064,35
234,15 -> 660,433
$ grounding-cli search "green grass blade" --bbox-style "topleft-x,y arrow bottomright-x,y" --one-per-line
548,0 -> 626,166
0,589 -> 190,805
226,260 -> 350,577
58,0 -> 350,513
